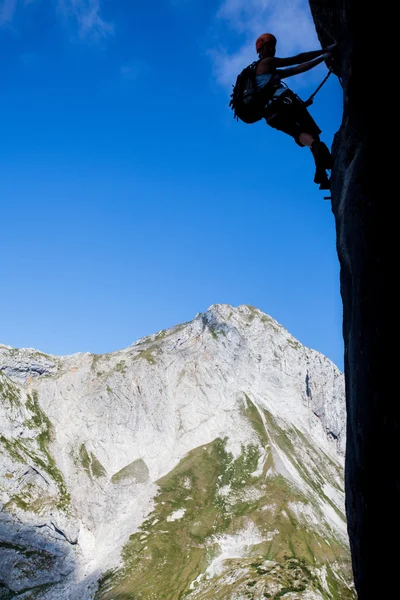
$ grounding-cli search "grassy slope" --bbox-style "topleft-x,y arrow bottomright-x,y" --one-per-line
95,396 -> 355,600
0,372 -> 70,514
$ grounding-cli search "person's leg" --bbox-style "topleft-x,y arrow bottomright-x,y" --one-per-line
311,139 -> 333,170
264,93 -> 332,188
294,96 -> 333,188
298,132 -> 316,147
298,132 -> 332,188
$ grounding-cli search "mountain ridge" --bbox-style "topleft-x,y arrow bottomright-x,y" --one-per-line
0,304 -> 353,599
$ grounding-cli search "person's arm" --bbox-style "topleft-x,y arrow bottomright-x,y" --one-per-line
267,43 -> 337,69
277,53 -> 331,79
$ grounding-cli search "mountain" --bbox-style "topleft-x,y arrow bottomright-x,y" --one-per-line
0,304 -> 355,599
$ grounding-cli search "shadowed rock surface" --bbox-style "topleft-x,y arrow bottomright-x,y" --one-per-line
310,1 -> 389,597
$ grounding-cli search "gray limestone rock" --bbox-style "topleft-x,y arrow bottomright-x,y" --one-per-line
0,305 -> 352,599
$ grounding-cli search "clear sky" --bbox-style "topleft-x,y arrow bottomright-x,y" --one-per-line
0,0 -> 344,371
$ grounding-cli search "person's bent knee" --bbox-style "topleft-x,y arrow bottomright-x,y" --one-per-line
299,132 -> 317,147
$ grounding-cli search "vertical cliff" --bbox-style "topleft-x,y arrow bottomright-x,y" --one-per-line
309,1 -> 390,598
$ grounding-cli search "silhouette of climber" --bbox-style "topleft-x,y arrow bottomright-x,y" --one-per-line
255,33 -> 336,190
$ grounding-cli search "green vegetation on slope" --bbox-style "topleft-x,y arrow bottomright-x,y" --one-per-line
111,459 -> 149,484
0,371 -> 21,407
79,443 -> 107,479
95,398 -> 354,600
133,348 -> 158,365
0,382 -> 70,513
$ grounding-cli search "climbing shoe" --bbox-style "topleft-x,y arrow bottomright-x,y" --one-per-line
314,167 -> 330,190
318,177 -> 331,190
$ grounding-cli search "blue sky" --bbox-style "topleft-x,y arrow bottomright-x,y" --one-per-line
0,0 -> 344,370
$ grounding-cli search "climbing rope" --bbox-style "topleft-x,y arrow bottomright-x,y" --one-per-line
303,69 -> 333,107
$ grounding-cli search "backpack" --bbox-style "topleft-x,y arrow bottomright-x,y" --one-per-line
229,61 -> 276,124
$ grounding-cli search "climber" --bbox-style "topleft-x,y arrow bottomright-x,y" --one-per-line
255,33 -> 337,190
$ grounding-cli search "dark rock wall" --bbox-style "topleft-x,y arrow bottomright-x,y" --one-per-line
309,1 -> 391,598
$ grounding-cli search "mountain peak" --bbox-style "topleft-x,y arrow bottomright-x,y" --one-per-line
0,307 -> 351,598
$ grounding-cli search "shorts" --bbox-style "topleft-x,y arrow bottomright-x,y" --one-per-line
263,89 -> 322,146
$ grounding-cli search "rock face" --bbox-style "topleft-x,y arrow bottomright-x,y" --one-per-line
0,305 -> 355,599
309,1 -> 390,597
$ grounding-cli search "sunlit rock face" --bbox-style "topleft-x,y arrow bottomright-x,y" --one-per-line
0,305 -> 355,599
310,1 -> 389,597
